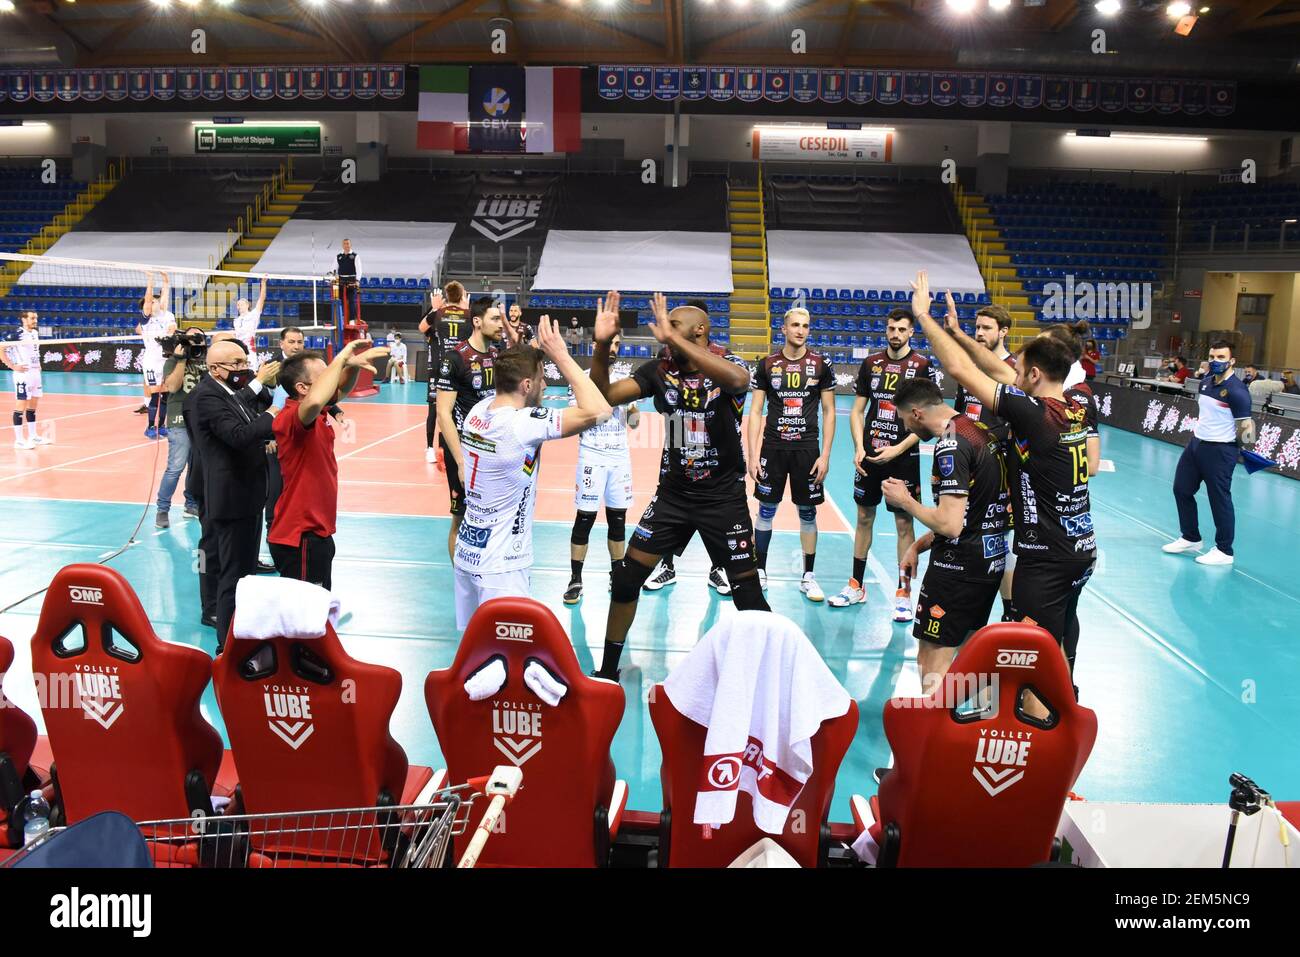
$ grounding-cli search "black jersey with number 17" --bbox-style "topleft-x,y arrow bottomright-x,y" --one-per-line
993,384 -> 1096,562
632,344 -> 750,499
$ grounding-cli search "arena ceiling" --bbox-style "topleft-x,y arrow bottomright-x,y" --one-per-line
3,0 -> 1300,79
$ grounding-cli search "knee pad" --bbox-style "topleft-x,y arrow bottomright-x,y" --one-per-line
756,502 -> 777,530
605,508 -> 627,542
730,573 -> 771,612
25,410 -> 35,423
797,505 -> 817,534
611,557 -> 654,604
12,412 -> 21,426
571,510 -> 597,546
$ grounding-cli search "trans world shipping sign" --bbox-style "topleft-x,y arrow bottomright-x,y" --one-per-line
752,126 -> 892,163
194,124 -> 321,154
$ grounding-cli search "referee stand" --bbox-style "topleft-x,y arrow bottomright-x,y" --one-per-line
330,273 -> 379,398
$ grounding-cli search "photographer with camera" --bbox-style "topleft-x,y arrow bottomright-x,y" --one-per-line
155,327 -> 209,529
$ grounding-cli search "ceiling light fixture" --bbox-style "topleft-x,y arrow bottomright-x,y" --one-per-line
1095,0 -> 1121,15
946,0 -> 977,12
1167,1 -> 1191,16
989,0 -> 1011,9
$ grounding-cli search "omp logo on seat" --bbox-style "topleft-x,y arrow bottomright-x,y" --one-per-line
68,586 -> 104,605
263,686 -> 315,750
491,703 -> 542,766
74,668 -> 124,730
494,621 -> 534,642
972,730 -> 1031,797
995,649 -> 1039,669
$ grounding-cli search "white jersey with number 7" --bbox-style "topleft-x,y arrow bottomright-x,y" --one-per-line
452,397 -> 564,576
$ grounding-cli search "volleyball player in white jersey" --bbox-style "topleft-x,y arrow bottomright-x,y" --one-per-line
233,277 -> 268,371
139,271 -> 177,439
564,333 -> 640,604
3,311 -> 51,450
452,318 -> 611,630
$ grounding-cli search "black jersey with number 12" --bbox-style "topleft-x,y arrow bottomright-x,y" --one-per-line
854,349 -> 939,451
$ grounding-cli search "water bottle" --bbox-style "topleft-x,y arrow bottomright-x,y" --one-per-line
20,789 -> 51,847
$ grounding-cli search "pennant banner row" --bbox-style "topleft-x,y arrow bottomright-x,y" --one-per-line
597,66 -> 1236,116
0,66 -> 407,103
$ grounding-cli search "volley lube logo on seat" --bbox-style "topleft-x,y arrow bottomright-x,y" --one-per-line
262,683 -> 315,750
972,728 -> 1032,797
491,700 -> 542,767
74,664 -> 125,730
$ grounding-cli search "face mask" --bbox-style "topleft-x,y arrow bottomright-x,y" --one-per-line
227,368 -> 253,390
1208,360 -> 1230,375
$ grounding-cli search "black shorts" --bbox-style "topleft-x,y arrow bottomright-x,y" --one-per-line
755,444 -> 824,507
853,447 -> 921,513
630,484 -> 758,577
440,436 -> 465,516
913,570 -> 1000,649
1012,558 -> 1095,644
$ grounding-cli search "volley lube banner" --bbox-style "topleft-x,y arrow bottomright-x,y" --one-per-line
468,66 -> 526,154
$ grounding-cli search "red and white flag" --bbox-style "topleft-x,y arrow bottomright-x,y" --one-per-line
524,66 -> 581,154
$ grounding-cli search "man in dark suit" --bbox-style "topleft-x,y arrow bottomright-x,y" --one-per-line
189,338 -> 282,651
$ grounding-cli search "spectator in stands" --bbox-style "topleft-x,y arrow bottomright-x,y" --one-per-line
387,330 -> 408,384
1285,370 -> 1300,395
1082,339 -> 1102,380
1241,364 -> 1260,386
188,340 -> 282,650
1161,356 -> 1191,384
155,327 -> 208,530
565,316 -> 583,355
269,340 -> 387,589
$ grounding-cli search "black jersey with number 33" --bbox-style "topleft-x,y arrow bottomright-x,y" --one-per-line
993,384 -> 1096,562
632,344 -> 750,498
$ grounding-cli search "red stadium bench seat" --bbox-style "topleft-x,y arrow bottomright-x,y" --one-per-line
425,597 -> 627,867
213,617 -> 433,867
0,633 -> 40,848
650,687 -> 859,868
28,565 -> 226,862
853,622 -> 1097,867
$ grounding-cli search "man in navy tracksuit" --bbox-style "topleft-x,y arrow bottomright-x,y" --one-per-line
1163,340 -> 1255,567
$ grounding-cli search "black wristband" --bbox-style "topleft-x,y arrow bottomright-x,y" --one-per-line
326,403 -> 343,419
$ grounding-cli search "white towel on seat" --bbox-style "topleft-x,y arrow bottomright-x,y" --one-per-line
464,658 -> 507,701
524,660 -> 568,707
664,610 -> 851,835
232,575 -> 340,641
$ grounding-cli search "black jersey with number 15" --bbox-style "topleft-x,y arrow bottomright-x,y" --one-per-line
993,384 -> 1095,562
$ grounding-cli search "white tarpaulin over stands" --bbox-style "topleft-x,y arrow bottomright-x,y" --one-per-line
767,231 -> 986,294
532,230 -> 734,293
254,219 -> 455,279
18,231 -> 236,285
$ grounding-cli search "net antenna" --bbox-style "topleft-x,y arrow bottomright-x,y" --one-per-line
0,251 -> 331,363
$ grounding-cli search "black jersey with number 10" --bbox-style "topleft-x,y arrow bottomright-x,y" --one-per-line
753,350 -> 834,449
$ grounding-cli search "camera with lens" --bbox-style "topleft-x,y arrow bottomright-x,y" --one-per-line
157,330 -> 208,360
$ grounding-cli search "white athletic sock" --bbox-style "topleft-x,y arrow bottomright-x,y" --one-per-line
12,424 -> 22,442
26,419 -> 38,440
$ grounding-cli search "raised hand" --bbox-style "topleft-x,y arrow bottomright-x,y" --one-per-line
348,346 -> 390,373
910,269 -> 931,319
593,291 -> 621,344
536,314 -> 568,361
646,292 -> 674,344
431,291 -> 446,312
256,360 -> 282,386
944,290 -> 960,332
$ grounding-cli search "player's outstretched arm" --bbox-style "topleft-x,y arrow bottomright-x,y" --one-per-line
590,292 -> 643,405
745,387 -> 765,480
910,270 -> 997,410
255,277 -> 268,312
538,316 -> 611,438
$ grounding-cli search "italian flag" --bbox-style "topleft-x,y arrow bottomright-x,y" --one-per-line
523,66 -> 581,153
417,66 -> 467,151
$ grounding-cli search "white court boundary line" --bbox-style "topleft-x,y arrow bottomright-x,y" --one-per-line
0,440 -> 157,483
